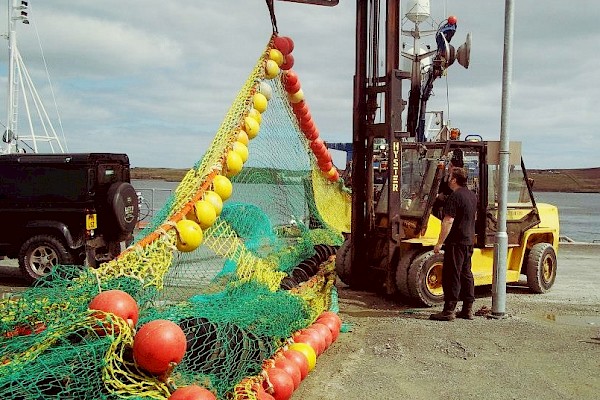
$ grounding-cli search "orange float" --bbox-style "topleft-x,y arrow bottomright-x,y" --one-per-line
282,349 -> 309,380
273,356 -> 301,390
257,387 -> 276,400
133,319 -> 187,375
263,367 -> 294,400
273,36 -> 293,55
283,69 -> 298,88
280,53 -> 294,70
318,159 -> 333,173
316,312 -> 342,342
311,322 -> 333,349
88,290 -> 139,332
169,385 -> 216,400
294,327 -> 325,355
304,126 -> 319,141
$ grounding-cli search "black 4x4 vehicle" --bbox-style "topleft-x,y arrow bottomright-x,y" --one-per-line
0,153 -> 139,282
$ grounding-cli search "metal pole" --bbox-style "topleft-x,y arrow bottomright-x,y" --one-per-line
491,0 -> 514,317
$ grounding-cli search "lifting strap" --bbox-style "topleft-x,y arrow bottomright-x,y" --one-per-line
265,0 -> 279,34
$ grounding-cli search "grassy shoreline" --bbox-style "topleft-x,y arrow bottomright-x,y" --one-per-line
131,167 -> 600,193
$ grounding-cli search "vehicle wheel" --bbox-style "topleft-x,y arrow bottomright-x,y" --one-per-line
395,248 -> 421,300
18,235 -> 74,282
107,182 -> 139,234
335,239 -> 352,285
407,250 -> 445,307
526,243 -> 557,293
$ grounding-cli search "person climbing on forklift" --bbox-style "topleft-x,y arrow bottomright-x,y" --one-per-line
433,149 -> 464,221
430,166 -> 477,321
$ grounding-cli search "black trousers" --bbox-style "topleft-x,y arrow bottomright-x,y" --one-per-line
442,244 -> 475,303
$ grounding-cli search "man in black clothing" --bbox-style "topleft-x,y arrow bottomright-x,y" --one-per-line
430,166 -> 477,321
433,150 -> 464,220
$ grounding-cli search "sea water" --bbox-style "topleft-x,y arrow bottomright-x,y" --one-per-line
133,180 -> 600,243
535,192 -> 600,243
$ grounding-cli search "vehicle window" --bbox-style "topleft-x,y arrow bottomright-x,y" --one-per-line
487,164 -> 533,207
462,149 -> 480,197
400,147 -> 443,216
0,166 -> 88,202
98,164 -> 121,184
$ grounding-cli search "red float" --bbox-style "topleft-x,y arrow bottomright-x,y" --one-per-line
283,70 -> 298,87
284,80 -> 301,94
317,148 -> 332,161
304,126 -> 319,141
282,349 -> 309,380
273,36 -> 292,55
300,118 -> 315,134
291,100 -> 308,116
274,356 -> 301,390
317,311 -> 342,330
310,138 -> 326,154
263,367 -> 294,400
294,328 -> 325,355
318,160 -> 333,173
311,322 -> 333,349
312,144 -> 328,159
169,385 -> 216,400
133,319 -> 187,375
297,108 -> 311,122
280,54 -> 294,70
89,290 -> 139,333
316,315 -> 341,342
285,36 -> 295,53
294,106 -> 310,121
257,388 -> 276,400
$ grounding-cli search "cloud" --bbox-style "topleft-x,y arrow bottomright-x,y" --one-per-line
2,0 -> 598,168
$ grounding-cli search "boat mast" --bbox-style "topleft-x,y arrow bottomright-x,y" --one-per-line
3,0 -> 65,154
4,0 -> 20,153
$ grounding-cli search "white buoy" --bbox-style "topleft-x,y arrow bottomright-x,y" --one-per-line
406,0 -> 430,24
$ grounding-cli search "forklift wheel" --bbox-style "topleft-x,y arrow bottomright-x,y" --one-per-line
526,243 -> 557,293
395,248 -> 421,300
407,251 -> 445,307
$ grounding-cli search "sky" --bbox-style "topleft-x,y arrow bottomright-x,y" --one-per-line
1,0 -> 598,169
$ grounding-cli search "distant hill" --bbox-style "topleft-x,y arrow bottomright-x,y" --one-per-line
529,168 -> 600,193
131,167 -> 188,182
132,167 -> 600,193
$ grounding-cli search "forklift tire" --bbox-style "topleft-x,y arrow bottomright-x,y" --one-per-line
395,248 -> 422,300
526,243 -> 557,294
335,240 -> 352,285
407,251 -> 445,307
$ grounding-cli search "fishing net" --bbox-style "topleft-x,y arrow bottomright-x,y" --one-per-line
0,34 -> 351,399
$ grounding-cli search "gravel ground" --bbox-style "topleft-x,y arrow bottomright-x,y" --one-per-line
2,245 -> 598,399
292,244 -> 600,400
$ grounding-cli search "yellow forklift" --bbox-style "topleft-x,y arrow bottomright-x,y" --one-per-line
278,0 -> 559,306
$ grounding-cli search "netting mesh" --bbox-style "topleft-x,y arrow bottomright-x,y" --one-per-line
0,34 -> 351,399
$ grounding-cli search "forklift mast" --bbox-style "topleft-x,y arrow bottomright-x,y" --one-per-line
350,0 -> 408,287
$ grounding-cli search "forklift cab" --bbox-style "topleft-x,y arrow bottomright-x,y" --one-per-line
376,139 -> 541,248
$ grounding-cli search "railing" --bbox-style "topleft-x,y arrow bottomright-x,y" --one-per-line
136,188 -> 174,222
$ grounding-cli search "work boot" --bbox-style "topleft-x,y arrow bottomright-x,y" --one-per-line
456,302 -> 474,320
429,301 -> 457,321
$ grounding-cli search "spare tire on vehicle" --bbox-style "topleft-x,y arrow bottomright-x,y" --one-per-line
107,182 -> 139,233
